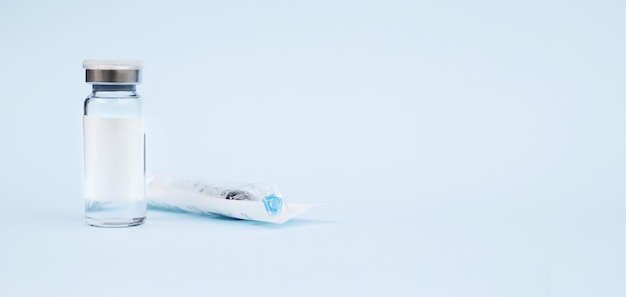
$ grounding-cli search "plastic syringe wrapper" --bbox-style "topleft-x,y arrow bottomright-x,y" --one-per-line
146,175 -> 314,224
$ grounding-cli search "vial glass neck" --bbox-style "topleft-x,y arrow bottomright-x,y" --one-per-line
92,84 -> 136,92
91,84 -> 138,98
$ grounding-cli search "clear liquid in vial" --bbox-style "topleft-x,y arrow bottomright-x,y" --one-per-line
85,200 -> 146,227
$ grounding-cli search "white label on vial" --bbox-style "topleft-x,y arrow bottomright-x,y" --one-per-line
84,117 -> 144,202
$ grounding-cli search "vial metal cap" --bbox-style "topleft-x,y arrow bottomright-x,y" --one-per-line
83,60 -> 143,84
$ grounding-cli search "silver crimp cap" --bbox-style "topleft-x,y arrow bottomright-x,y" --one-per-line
83,60 -> 143,84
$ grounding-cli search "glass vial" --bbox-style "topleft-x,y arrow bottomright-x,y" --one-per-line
83,60 -> 146,227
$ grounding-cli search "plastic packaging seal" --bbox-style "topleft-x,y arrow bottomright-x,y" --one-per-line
146,175 -> 315,224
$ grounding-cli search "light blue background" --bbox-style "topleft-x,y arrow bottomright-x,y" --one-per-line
1,0 -> 625,296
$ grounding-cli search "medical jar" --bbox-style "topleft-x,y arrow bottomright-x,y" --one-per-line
83,60 -> 146,227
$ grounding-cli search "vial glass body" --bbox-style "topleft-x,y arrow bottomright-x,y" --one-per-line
84,84 -> 146,227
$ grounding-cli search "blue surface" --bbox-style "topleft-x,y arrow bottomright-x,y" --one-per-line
1,0 -> 625,296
